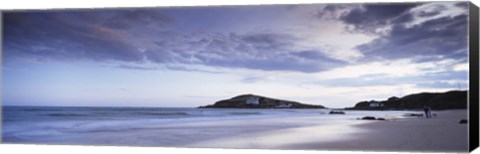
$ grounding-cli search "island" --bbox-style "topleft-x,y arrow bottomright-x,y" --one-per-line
345,90 -> 467,110
199,94 -> 325,109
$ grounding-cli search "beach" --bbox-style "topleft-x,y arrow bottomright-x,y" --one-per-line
187,110 -> 468,153
285,110 -> 469,152
2,107 -> 469,152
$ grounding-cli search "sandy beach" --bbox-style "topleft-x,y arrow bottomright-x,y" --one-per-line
186,110 -> 469,152
284,110 -> 469,152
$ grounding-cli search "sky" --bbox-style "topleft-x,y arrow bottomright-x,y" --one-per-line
1,2 -> 470,108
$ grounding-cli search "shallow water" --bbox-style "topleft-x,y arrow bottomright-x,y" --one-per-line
2,106 -> 418,148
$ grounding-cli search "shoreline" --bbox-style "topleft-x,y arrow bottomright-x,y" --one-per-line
283,110 -> 469,152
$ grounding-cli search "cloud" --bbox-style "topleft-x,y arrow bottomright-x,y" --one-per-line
143,32 -> 346,73
454,2 -> 469,10
116,65 -> 159,70
356,14 -> 468,62
2,10 -> 163,63
163,65 -> 224,74
309,56 -> 467,90
314,70 -> 467,89
241,76 -> 265,83
390,13 -> 415,25
315,4 -> 353,20
240,33 -> 296,52
333,2 -> 469,64
3,9 -> 348,73
2,3 -> 468,74
417,11 -> 441,17
313,2 -> 467,66
421,70 -> 468,81
340,3 -> 420,33
101,9 -> 173,30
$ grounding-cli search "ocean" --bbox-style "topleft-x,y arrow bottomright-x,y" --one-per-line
1,106 -> 417,148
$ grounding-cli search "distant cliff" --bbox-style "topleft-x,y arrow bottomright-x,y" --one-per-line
346,90 -> 467,110
199,94 -> 325,109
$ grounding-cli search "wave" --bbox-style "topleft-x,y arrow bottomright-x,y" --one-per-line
45,113 -> 90,117
133,112 -> 190,116
24,108 -> 62,112
228,112 -> 262,115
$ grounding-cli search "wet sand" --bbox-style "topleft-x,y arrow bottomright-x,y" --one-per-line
284,110 -> 469,152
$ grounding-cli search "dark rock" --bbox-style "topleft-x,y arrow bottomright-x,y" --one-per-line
376,118 -> 386,121
199,94 -> 325,109
360,116 -> 376,120
358,116 -> 387,121
459,119 -> 468,124
404,113 -> 424,117
329,111 -> 345,114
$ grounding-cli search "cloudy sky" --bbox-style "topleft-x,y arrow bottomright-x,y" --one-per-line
2,2 -> 470,108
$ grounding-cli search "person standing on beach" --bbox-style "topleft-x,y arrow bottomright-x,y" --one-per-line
423,106 -> 432,118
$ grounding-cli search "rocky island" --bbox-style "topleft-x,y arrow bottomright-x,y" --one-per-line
199,94 -> 325,109
346,90 -> 467,110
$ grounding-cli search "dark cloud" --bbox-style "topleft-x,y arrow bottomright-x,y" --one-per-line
315,4 -> 350,20
201,54 -> 342,73
2,10 -> 172,63
102,9 -> 172,30
417,10 -> 441,17
144,49 -> 177,63
416,4 -> 446,17
362,3 -> 419,20
340,3 -> 420,33
292,50 -> 346,64
240,33 -> 296,52
391,13 -> 414,24
356,14 -> 468,61
11,4 -> 466,74
454,2 -> 469,10
337,2 -> 468,64
143,32 -> 346,73
292,50 -> 330,59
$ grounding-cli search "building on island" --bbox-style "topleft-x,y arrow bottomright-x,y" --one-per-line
245,96 -> 260,105
369,102 -> 384,107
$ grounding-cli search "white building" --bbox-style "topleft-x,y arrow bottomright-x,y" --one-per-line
369,103 -> 384,107
246,96 -> 260,105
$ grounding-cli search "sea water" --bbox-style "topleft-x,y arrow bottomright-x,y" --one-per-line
1,106 -> 418,148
